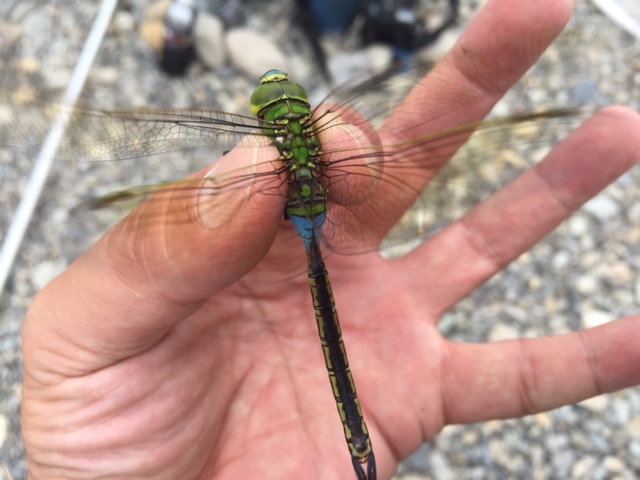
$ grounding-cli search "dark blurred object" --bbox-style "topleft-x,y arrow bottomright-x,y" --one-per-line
208,0 -> 245,27
363,0 -> 459,50
160,0 -> 198,75
295,0 -> 459,80
294,0 -> 363,79
305,0 -> 363,31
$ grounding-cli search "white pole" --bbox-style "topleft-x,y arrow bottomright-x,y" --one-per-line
591,0 -> 640,39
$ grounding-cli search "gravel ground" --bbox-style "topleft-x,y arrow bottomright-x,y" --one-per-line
1,1 -> 640,479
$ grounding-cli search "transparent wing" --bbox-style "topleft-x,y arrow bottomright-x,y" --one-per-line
0,100 -> 288,227
315,109 -> 589,254
303,10 -> 640,254
1,104 -> 271,161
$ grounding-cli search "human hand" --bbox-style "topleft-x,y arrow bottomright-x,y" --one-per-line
22,0 -> 640,479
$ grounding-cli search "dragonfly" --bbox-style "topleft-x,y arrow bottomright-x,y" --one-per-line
3,13 -> 637,480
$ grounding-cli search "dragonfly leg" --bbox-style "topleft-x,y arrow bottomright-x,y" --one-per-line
351,452 -> 376,480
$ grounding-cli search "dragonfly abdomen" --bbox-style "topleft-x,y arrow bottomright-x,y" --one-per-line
307,241 -> 375,478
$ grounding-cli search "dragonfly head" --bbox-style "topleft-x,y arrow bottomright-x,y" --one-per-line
259,69 -> 288,84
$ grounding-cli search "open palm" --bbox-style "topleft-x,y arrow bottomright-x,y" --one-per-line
22,0 -> 640,479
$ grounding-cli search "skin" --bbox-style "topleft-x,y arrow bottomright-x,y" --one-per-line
22,0 -> 640,478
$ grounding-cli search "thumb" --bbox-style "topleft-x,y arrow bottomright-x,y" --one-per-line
24,145 -> 284,371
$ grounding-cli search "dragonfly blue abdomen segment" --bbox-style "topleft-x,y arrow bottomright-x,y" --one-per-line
289,209 -> 326,250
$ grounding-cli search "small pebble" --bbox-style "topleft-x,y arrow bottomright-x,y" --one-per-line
581,309 -> 616,329
576,274 -> 598,294
603,455 -> 625,473
579,395 -> 609,414
626,417 -> 640,441
113,10 -> 135,33
583,195 -> 621,221
0,415 -> 7,448
571,456 -> 597,478
226,28 -> 289,79
17,56 -> 41,74
31,260 -> 67,291
139,20 -> 165,53
194,12 -> 227,69
488,323 -> 519,342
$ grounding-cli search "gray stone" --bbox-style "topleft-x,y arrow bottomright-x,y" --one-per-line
0,414 -> 7,448
583,195 -> 621,221
41,65 -> 72,90
571,456 -> 597,478
31,260 -> 66,291
113,10 -> 136,33
488,323 -> 519,342
625,417 -> 640,440
326,46 -> 393,85
581,308 -> 616,329
194,12 -> 227,69
576,274 -> 599,294
579,395 -> 609,414
226,28 -> 289,79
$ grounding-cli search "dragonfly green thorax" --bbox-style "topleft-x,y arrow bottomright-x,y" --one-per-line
250,70 -> 329,251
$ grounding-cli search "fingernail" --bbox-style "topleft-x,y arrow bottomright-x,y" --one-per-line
318,117 -> 379,206
196,147 -> 258,229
